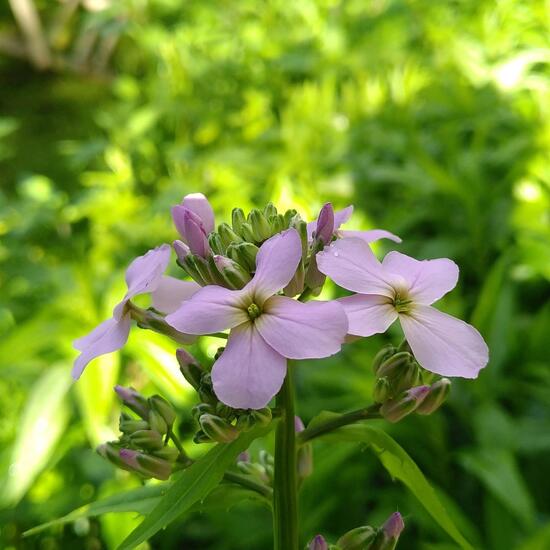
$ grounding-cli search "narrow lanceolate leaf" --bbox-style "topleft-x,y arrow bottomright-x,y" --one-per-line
118,425 -> 271,550
326,423 -> 474,550
24,484 -> 169,537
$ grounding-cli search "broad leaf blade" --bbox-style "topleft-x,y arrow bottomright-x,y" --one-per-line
326,423 -> 473,550
118,425 -> 271,550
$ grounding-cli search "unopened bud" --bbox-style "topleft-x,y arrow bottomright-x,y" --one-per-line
129,429 -> 164,450
119,413 -> 150,434
152,446 -> 180,462
114,386 -> 149,419
173,240 -> 190,264
372,345 -> 397,374
392,361 -> 421,395
271,213 -> 286,234
119,449 -> 172,480
248,209 -> 272,241
290,216 -> 308,258
315,203 -> 335,244
182,209 -> 211,257
375,352 -> 412,379
252,407 -> 272,426
199,414 -> 240,443
237,451 -> 250,463
308,534 -> 329,550
369,512 -> 405,550
381,386 -> 430,423
193,430 -> 211,444
181,254 -> 207,285
148,409 -> 168,435
213,255 -> 251,289
208,232 -> 225,255
226,242 -> 259,272
191,403 -> 215,419
149,395 -> 176,430
416,378 -> 451,415
236,413 -> 256,432
373,377 -> 392,403
176,348 -> 203,390
304,255 -> 326,291
237,461 -> 269,482
231,208 -> 246,236
240,222 -> 257,243
295,416 -> 305,432
187,254 -> 213,285
218,223 -> 243,248
97,442 -> 126,469
284,208 -> 298,225
337,526 -> 377,549
264,202 -> 278,218
284,260 -> 305,297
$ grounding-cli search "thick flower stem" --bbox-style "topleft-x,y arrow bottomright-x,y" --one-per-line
273,368 -> 299,550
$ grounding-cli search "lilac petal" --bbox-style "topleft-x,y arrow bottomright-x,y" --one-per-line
72,315 -> 132,379
339,229 -> 402,244
382,251 -> 458,304
338,294 -> 398,337
256,296 -> 348,359
316,238 -> 399,298
151,276 -> 200,314
114,245 -> 171,319
314,203 -> 335,244
182,192 -> 215,234
400,304 -> 489,378
211,322 -> 287,409
165,285 -> 248,334
306,205 -> 353,241
182,209 -> 210,257
247,229 -> 302,304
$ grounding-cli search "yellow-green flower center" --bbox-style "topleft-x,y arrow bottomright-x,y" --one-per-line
247,303 -> 262,320
393,291 -> 412,314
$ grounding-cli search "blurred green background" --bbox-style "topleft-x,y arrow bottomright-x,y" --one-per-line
1,0 -> 550,548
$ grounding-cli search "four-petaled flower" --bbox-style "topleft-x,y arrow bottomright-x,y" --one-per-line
317,238 -> 489,378
72,245 -> 199,379
166,229 -> 349,409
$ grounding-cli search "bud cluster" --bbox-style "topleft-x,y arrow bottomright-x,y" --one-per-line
97,386 -> 183,480
372,344 -> 451,423
177,348 -> 273,444
307,511 -> 405,550
236,449 -> 275,486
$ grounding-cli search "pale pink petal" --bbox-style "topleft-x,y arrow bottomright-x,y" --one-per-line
211,323 -> 287,409
72,315 -> 132,379
247,229 -> 302,304
316,238 -> 399,298
151,276 -> 201,314
165,285 -> 248,334
339,229 -> 402,244
306,205 -> 354,241
399,305 -> 489,378
382,251 -> 458,304
182,192 -> 215,234
338,294 -> 398,336
255,296 -> 348,359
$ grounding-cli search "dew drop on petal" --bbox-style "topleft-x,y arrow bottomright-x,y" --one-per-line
333,251 -> 339,257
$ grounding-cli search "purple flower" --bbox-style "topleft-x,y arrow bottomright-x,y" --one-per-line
171,193 -> 215,257
73,245 -> 200,379
317,238 -> 489,378
166,229 -> 348,409
307,203 -> 401,245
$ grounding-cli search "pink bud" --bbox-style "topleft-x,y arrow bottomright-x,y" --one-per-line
308,534 -> 328,550
182,193 -> 215,234
173,240 -> 190,263
315,203 -> 335,244
382,511 -> 405,538
294,416 -> 305,433
183,209 -> 210,257
119,448 -> 140,469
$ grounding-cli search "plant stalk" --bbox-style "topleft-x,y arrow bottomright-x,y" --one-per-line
273,367 -> 299,550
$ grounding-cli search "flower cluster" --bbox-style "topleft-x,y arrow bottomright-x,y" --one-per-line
73,192 -> 488,413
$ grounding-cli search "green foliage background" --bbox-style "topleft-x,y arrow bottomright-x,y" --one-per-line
1,0 -> 549,548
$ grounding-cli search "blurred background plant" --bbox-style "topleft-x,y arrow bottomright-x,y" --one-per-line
1,0 -> 549,548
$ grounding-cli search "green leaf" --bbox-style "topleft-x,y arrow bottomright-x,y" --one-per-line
324,422 -> 473,550
0,366 -> 72,506
118,425 -> 272,550
517,522 -> 550,550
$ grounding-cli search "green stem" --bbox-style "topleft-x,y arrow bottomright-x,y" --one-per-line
273,368 -> 299,550
297,405 -> 381,444
224,471 -> 273,499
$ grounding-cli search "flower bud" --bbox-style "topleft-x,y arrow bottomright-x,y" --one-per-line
248,209 -> 272,241
129,429 -> 164,450
183,210 -> 210,257
284,260 -> 305,297
415,378 -> 451,415
187,254 -> 213,284
392,361 -> 421,395
119,413 -> 150,435
264,202 -> 278,218
119,449 -> 172,480
181,193 -> 215,233
152,446 -> 180,462
372,345 -> 397,374
259,450 -> 274,467
208,232 -> 225,255
295,416 -> 313,481
308,534 -> 329,550
176,348 -> 203,390
237,451 -> 250,463
284,208 -> 298,225
240,222 -> 257,243
236,413 -> 256,432
180,254 -> 207,285
191,403 -> 215,419
373,377 -> 392,403
381,386 -> 430,423
375,352 -> 412,379
251,407 -> 272,426
199,414 -> 240,443
198,373 -> 217,404
315,203 -> 335,244
231,207 -> 246,236
218,223 -> 243,248
213,255 -> 251,289
148,409 -> 168,435
173,239 -> 190,264
369,512 -> 404,550
237,461 -> 269,482
114,386 -> 149,419
271,213 -> 286,234
304,254 -> 326,291
149,395 -> 176,430
97,442 -> 127,469
193,430 -> 211,444
337,526 -> 377,549
290,216 -> 308,258
226,242 -> 259,272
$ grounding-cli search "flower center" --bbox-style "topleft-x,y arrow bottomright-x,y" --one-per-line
247,303 -> 262,320
392,291 -> 412,314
